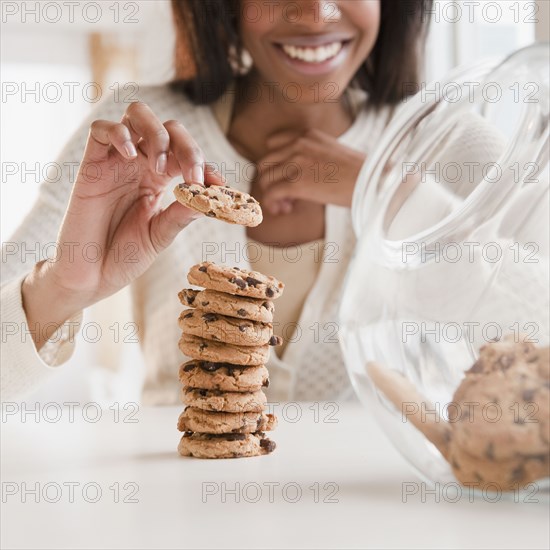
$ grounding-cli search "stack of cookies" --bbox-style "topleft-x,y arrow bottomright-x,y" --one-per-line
176,261 -> 285,459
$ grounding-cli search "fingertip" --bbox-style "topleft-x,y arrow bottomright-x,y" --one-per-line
191,164 -> 204,185
156,153 -> 168,175
123,141 -> 138,159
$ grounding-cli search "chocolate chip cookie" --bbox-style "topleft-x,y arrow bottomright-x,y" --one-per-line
450,341 -> 550,462
179,360 -> 269,392
188,262 -> 284,300
178,309 -> 274,346
179,333 -> 271,365
179,288 -> 275,323
177,407 -> 277,434
173,183 -> 262,227
367,338 -> 550,491
182,387 -> 267,412
178,432 -> 276,459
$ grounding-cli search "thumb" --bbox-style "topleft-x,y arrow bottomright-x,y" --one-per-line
149,200 -> 201,253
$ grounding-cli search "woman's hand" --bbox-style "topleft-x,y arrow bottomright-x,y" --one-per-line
22,101 -> 222,349
256,129 -> 366,214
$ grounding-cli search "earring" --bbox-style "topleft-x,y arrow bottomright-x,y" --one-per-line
229,45 -> 253,75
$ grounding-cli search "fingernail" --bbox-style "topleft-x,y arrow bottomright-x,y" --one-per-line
156,153 -> 168,175
192,164 -> 204,184
123,141 -> 137,158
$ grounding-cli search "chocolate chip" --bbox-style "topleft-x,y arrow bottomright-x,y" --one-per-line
183,431 -> 193,437
269,335 -> 282,346
262,302 -> 271,310
201,301 -> 210,306
199,342 -> 208,351
237,308 -> 247,317
198,266 -> 207,272
186,295 -> 196,305
511,465 -> 526,482
183,312 -> 194,319
498,354 -> 515,370
198,389 -> 208,397
246,276 -> 261,287
202,312 -> 218,323
199,362 -> 221,372
226,366 -> 237,376
225,433 -> 246,441
263,378 -> 270,388
230,277 -> 247,289
246,198 -> 255,203
190,189 -> 200,196
259,438 -> 276,453
265,287 -> 275,297
468,360 -> 484,374
206,210 -> 216,217
183,364 -> 195,372
523,388 -> 536,402
239,325 -> 247,332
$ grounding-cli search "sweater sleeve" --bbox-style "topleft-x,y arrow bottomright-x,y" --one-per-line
0,92 -> 130,401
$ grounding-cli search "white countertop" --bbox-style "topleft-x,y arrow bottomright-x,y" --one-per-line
1,402 -> 548,550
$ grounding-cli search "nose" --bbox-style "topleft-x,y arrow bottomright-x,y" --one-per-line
284,0 -> 342,27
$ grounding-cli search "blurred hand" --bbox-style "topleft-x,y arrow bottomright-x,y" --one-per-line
256,129 -> 366,214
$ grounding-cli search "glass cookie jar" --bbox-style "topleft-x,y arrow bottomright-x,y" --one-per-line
339,44 -> 549,493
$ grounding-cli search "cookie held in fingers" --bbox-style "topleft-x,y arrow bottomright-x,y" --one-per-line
178,432 -> 276,459
179,288 -> 275,323
179,360 -> 269,392
173,183 -> 262,227
188,262 -> 284,300
177,407 -> 277,434
182,387 -> 267,412
179,333 -> 270,366
178,309 -> 274,346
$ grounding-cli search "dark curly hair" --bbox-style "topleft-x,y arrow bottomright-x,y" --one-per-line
170,0 -> 433,108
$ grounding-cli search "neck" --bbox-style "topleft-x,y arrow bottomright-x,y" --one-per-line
227,72 -> 354,160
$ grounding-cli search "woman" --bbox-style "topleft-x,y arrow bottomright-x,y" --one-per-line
2,0 -> 433,403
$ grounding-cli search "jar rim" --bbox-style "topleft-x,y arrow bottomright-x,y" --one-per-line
351,43 -> 549,267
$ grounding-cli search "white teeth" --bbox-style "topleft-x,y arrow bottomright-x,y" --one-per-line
281,41 -> 343,63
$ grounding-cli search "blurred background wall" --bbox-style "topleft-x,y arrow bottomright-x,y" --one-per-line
0,0 -> 545,404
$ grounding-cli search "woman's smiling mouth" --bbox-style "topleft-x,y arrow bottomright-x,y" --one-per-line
272,35 -> 353,75
281,41 -> 343,63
